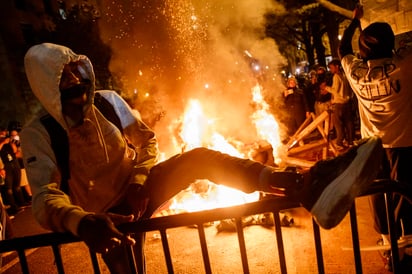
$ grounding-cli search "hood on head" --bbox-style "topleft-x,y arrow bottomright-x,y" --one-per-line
24,43 -> 96,130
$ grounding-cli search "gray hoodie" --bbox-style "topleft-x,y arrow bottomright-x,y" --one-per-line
21,43 -> 158,235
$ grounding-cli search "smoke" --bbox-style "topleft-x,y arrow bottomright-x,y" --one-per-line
98,0 -> 287,154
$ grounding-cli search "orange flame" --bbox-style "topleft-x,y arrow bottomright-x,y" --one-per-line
156,85 -> 281,216
250,84 -> 282,164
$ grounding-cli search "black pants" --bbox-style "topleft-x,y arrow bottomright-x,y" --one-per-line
331,102 -> 354,146
103,147 -> 301,273
370,146 -> 412,236
2,161 -> 24,212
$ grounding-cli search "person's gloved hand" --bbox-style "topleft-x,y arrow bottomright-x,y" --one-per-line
77,213 -> 136,254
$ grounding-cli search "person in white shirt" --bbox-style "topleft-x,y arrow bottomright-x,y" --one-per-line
323,59 -> 354,148
339,5 -> 412,271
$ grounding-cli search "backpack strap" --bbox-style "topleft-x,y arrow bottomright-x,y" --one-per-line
94,92 -> 123,134
40,114 -> 70,194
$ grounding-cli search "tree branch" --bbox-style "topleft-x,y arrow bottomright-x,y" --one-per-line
317,0 -> 352,18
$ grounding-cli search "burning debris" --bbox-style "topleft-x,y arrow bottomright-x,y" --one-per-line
148,82 -> 305,228
153,180 -> 295,232
216,212 -> 294,232
153,180 -> 260,217
167,84 -> 284,162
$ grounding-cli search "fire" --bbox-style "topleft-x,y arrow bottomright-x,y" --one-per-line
250,84 -> 282,164
164,180 -> 260,215
155,84 -> 281,216
209,133 -> 244,158
178,99 -> 245,157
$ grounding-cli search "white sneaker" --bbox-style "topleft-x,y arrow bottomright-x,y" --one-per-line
300,136 -> 383,229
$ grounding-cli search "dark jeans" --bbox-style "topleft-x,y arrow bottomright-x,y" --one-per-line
103,147 -> 301,273
2,161 -> 24,212
369,147 -> 412,236
285,108 -> 306,137
332,102 -> 354,146
143,147 -> 269,216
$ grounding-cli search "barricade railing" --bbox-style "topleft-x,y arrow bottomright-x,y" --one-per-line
0,179 -> 411,274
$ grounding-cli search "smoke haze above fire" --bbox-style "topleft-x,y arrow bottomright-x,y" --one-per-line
98,0 -> 287,154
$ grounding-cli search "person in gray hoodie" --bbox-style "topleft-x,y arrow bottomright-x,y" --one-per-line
21,43 -> 382,273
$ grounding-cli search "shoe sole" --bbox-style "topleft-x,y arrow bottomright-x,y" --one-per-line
311,136 -> 382,229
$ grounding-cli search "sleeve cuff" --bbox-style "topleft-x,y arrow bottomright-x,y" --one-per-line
64,209 -> 94,236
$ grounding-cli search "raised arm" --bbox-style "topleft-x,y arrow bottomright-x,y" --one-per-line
339,5 -> 363,59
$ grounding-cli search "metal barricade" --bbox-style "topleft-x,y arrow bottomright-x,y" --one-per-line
0,179 -> 411,273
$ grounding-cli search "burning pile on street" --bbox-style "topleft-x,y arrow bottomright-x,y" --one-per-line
151,84 -> 295,230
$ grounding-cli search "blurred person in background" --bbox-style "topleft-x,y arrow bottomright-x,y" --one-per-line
323,59 -> 355,150
0,128 -> 25,217
314,66 -> 332,117
8,122 -> 32,204
302,70 -> 317,115
283,76 -> 310,138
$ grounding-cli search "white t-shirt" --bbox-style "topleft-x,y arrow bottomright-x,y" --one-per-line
341,48 -> 412,148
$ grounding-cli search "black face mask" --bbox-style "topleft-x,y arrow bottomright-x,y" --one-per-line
60,79 -> 91,101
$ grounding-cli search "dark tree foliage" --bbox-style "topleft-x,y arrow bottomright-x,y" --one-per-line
265,0 -> 357,71
0,0 -> 113,125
